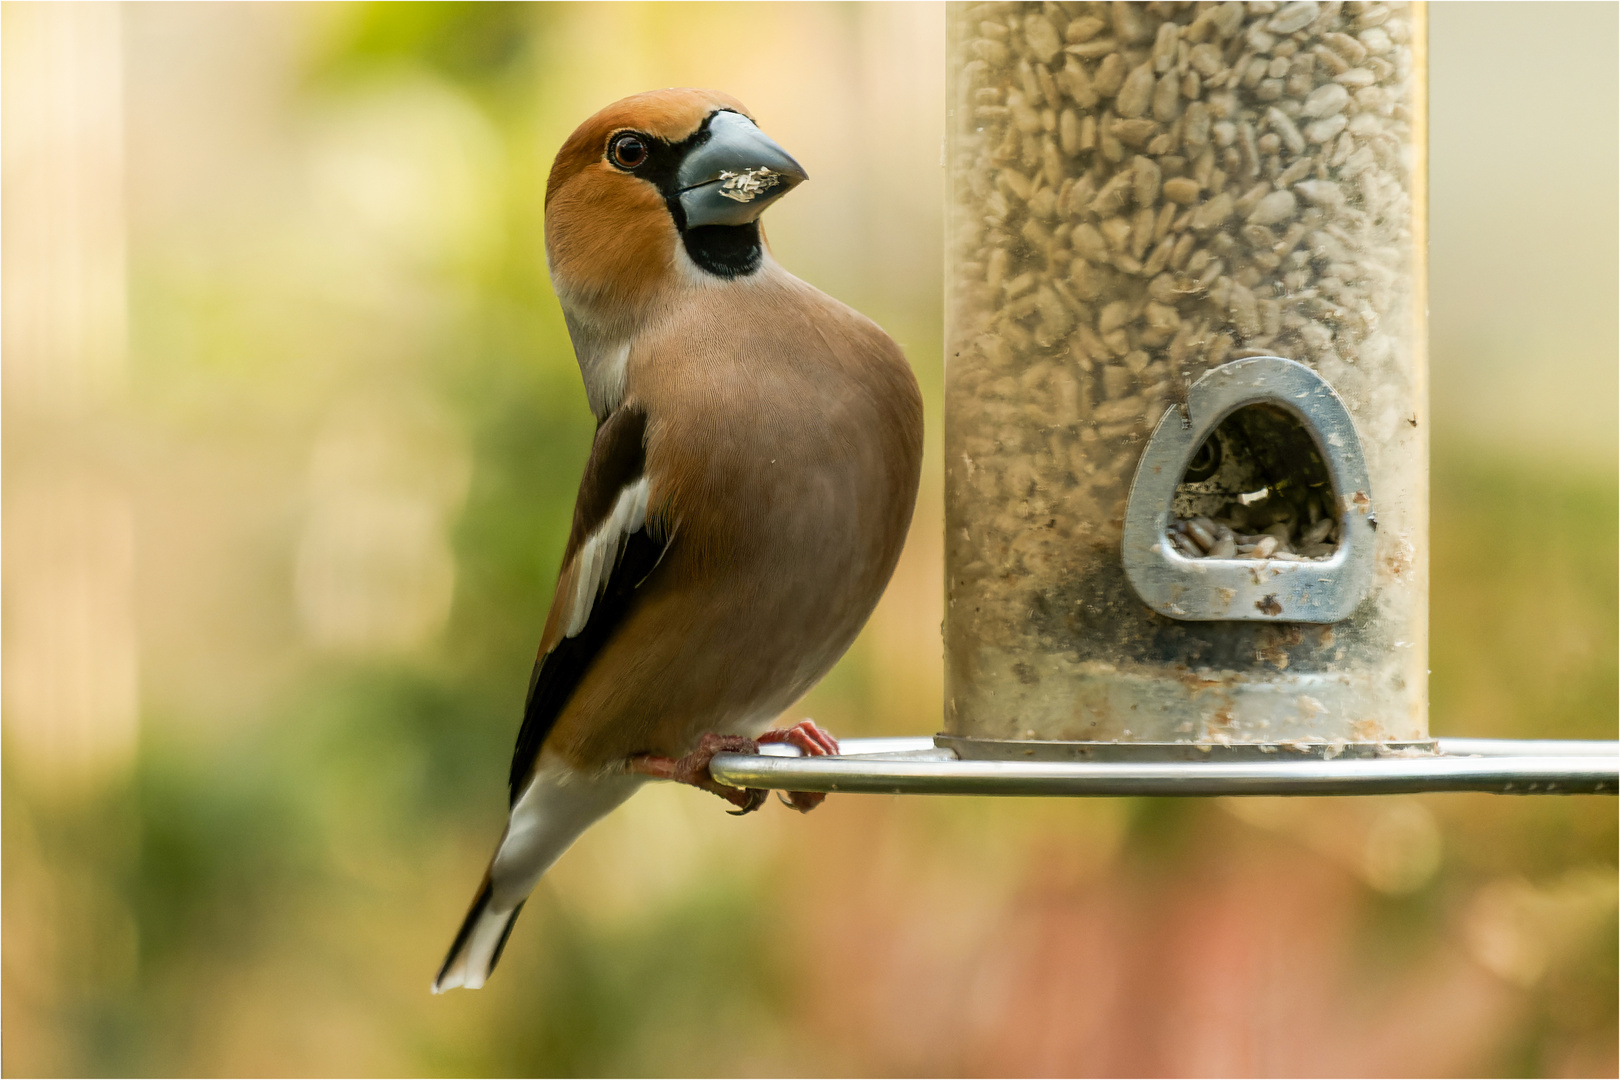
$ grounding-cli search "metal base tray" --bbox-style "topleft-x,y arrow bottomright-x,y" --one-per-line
935,736 -> 1440,762
709,737 -> 1618,797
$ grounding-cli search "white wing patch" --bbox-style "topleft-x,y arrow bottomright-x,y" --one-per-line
563,477 -> 650,638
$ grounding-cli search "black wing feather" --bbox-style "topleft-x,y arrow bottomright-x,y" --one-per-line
506,405 -> 665,805
508,530 -> 663,804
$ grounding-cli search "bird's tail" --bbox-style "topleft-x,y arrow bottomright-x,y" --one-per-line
433,875 -> 524,993
432,760 -> 643,993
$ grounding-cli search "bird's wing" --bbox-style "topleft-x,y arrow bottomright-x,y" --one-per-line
507,403 -> 668,804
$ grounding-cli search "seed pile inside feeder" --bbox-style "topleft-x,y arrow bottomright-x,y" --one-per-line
1166,400 -> 1344,561
1168,510 -> 1338,561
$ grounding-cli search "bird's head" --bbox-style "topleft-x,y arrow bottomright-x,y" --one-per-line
544,89 -> 807,316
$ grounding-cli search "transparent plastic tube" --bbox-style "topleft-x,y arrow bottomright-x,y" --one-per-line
944,1 -> 1427,752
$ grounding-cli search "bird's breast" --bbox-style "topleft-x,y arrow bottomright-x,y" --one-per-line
640,318 -> 919,632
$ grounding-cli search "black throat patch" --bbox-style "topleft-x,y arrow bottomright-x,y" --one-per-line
681,223 -> 762,278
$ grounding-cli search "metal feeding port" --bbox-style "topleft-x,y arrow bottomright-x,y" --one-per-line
710,738 -> 1619,799
1121,356 -> 1376,623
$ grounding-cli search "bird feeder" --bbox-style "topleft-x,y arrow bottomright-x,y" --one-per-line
711,1 -> 1615,798
943,0 -> 1429,761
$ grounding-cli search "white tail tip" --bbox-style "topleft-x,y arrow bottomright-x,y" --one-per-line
432,880 -> 523,993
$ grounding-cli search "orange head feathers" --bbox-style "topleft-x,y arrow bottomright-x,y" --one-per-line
543,89 -> 807,315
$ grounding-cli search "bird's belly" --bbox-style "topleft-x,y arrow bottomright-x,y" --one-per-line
551,451 -> 903,767
697,461 -> 890,716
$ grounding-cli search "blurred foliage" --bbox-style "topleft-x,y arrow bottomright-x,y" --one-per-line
3,3 -> 1616,1078
326,2 -> 537,88
1432,455 -> 1618,742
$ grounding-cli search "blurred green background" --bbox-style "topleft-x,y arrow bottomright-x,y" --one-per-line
2,2 -> 1614,1076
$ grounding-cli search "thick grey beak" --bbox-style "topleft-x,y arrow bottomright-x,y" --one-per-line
676,110 -> 807,229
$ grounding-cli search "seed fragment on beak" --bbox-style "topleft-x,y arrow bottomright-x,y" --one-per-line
716,168 -> 784,203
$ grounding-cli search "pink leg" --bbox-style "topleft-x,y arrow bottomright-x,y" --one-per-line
757,719 -> 840,812
628,733 -> 767,815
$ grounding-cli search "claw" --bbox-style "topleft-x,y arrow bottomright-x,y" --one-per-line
776,789 -> 827,813
727,787 -> 770,815
758,719 -> 838,813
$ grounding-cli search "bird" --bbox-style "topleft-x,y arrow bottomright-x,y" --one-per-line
431,88 -> 924,993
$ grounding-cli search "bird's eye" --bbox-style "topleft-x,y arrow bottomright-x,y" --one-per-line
610,133 -> 648,169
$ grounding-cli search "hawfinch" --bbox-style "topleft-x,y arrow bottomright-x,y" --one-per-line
432,89 -> 923,992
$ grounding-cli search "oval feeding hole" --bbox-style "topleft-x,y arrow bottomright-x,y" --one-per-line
1164,404 -> 1340,564
1122,356 -> 1374,622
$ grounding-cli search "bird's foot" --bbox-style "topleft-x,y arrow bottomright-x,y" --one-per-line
627,721 -> 840,815
758,719 -> 839,813
628,734 -> 767,815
